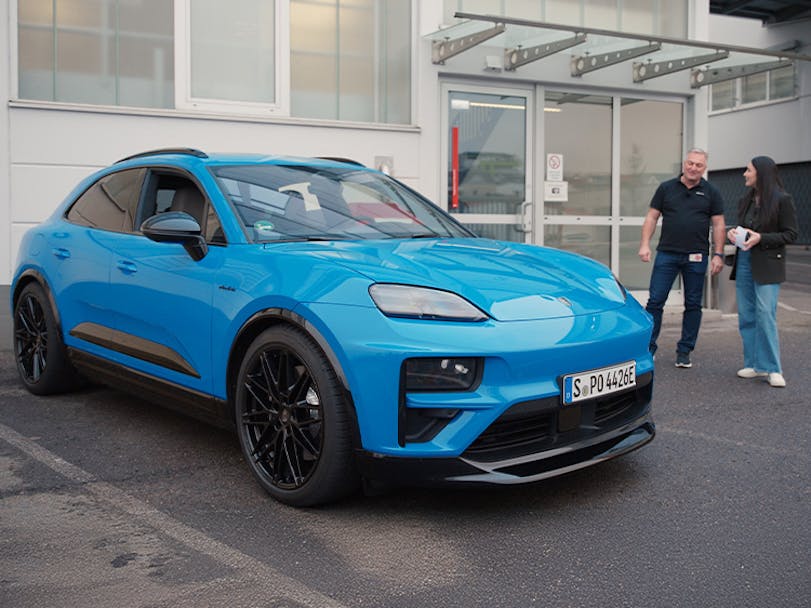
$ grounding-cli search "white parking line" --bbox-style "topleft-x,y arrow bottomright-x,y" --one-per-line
0,421 -> 350,608
778,302 -> 811,315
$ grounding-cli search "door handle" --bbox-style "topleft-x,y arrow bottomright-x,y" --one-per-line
519,201 -> 533,233
51,247 -> 71,260
116,260 -> 138,274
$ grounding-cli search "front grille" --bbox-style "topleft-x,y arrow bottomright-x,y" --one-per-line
594,390 -> 640,425
464,372 -> 653,461
465,398 -> 557,453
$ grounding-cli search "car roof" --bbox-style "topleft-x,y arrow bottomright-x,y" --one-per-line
114,148 -> 368,171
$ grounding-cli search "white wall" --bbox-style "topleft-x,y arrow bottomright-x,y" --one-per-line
708,14 -> 811,170
4,105 -> 425,283
1,1 -> 11,286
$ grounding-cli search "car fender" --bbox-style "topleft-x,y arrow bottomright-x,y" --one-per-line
11,267 -> 64,337
225,304 -> 352,399
224,305 -> 363,447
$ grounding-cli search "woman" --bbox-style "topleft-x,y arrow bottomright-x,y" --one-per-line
726,156 -> 798,387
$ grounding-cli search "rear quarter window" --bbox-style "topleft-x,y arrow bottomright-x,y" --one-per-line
66,168 -> 146,232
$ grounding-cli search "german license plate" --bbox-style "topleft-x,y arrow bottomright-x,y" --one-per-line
562,361 -> 636,405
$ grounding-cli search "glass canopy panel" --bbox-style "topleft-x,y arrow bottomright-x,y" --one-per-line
424,15 -> 811,84
501,24 -> 580,49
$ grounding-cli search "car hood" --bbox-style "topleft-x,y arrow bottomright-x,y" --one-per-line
270,238 -> 627,321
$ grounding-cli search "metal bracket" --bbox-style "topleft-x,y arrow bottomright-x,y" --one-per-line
633,50 -> 729,82
432,24 -> 506,65
690,59 -> 793,88
571,42 -> 661,76
504,33 -> 587,71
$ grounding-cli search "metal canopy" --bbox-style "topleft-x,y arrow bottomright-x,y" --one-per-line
505,33 -> 586,71
425,12 -> 811,88
572,42 -> 662,76
432,22 -> 506,64
691,58 -> 793,88
633,50 -> 730,82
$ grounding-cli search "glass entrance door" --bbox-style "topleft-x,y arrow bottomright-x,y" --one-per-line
541,90 -> 683,301
443,85 -> 532,243
442,83 -> 685,303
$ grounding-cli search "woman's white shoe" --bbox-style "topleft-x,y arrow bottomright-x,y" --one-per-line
737,367 -> 766,379
768,373 -> 786,388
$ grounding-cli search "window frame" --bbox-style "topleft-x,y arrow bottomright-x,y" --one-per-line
12,1 -> 416,127
173,0 -> 291,117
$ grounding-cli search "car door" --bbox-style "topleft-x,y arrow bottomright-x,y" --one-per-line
56,169 -> 146,356
105,170 -> 224,397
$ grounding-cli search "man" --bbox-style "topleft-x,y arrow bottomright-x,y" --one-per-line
638,148 -> 726,368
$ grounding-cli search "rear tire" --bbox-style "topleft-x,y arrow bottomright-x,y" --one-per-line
235,325 -> 360,506
13,283 -> 79,395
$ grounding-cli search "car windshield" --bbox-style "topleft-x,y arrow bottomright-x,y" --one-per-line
211,164 -> 473,242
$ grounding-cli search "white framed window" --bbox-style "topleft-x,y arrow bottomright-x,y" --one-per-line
710,64 -> 796,113
174,0 -> 290,116
290,0 -> 412,124
17,0 -> 174,108
16,0 -> 412,125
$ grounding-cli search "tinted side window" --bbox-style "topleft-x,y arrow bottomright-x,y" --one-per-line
139,171 -> 226,244
67,169 -> 146,232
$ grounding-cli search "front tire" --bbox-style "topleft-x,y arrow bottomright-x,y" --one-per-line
235,325 -> 359,507
13,283 -> 79,395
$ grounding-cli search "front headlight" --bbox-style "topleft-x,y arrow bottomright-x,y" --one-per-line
369,284 -> 487,321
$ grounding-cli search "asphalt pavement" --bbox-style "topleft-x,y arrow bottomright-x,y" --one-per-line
1,247 -> 809,608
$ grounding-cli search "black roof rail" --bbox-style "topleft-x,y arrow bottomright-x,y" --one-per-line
116,148 -> 208,163
317,156 -> 365,167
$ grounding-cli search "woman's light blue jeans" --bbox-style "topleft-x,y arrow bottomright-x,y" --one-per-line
735,249 -> 782,373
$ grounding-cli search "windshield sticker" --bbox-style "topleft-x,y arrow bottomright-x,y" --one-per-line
254,220 -> 275,233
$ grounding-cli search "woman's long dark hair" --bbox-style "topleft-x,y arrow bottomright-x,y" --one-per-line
741,155 -> 784,229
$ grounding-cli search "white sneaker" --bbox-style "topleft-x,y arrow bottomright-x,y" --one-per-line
737,367 -> 767,379
768,373 -> 786,388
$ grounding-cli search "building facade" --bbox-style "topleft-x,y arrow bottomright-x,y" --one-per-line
707,12 -> 811,244
3,1 -> 802,303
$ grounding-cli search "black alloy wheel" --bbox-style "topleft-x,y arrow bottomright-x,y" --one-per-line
235,325 -> 358,506
13,283 -> 77,395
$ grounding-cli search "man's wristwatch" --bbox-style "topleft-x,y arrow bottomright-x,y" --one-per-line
712,252 -> 724,258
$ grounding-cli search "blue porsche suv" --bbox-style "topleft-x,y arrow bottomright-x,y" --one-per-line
11,148 -> 655,506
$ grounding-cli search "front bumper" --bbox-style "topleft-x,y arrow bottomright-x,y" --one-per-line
356,412 -> 655,486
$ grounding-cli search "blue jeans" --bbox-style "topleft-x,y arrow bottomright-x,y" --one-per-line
645,250 -> 708,355
735,249 -> 782,373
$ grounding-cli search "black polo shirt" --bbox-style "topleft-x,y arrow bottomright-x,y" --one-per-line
651,176 -> 724,254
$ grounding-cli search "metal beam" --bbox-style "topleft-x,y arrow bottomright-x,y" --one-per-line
571,42 -> 661,76
633,51 -> 729,82
432,23 -> 506,65
504,33 -> 587,71
690,59 -> 793,88
454,12 -> 811,62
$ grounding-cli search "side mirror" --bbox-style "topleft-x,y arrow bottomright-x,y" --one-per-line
141,212 -> 208,261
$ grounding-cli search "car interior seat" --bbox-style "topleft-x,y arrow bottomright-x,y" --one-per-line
170,185 -> 205,226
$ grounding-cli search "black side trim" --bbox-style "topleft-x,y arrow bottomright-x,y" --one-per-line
68,348 -> 231,429
69,322 -> 200,378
